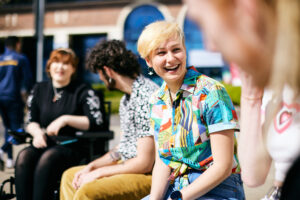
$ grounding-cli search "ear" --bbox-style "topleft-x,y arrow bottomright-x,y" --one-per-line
145,57 -> 153,68
103,66 -> 113,77
71,66 -> 76,74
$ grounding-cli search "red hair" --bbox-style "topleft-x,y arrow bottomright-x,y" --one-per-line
45,48 -> 78,78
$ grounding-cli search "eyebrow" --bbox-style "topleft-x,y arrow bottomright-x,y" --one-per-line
156,43 -> 181,51
155,48 -> 165,51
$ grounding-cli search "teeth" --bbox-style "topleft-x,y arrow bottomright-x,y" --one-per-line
165,65 -> 179,70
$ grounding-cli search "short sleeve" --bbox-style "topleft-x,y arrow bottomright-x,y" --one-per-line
26,84 -> 40,124
202,84 -> 239,133
79,88 -> 104,131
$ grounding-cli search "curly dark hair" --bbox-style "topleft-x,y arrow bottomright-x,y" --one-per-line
86,39 -> 141,79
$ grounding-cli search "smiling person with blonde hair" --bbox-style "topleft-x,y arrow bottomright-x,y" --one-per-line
138,21 -> 244,200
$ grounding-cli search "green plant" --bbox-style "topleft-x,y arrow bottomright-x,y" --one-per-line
91,82 -> 241,114
92,83 -> 122,114
222,82 -> 241,106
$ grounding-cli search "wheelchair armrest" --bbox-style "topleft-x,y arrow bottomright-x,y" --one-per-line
7,130 -> 32,144
75,130 -> 114,162
75,130 -> 114,140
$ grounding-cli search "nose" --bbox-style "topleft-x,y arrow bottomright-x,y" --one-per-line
166,51 -> 176,64
56,62 -> 63,69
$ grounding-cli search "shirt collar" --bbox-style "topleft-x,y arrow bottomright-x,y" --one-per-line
157,66 -> 200,99
132,75 -> 144,91
128,75 -> 144,99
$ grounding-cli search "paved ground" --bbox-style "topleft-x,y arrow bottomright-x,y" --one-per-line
0,114 -> 274,199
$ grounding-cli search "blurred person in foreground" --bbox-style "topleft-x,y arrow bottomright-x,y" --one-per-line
60,40 -> 158,200
15,48 -> 105,200
184,0 -> 300,199
0,36 -> 33,169
138,21 -> 244,200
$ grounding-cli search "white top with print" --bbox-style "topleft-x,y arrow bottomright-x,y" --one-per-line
118,75 -> 158,160
263,86 -> 300,181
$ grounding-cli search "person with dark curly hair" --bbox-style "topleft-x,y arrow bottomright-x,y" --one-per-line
60,40 -> 159,200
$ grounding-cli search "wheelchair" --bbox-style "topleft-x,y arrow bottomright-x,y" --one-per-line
0,99 -> 114,200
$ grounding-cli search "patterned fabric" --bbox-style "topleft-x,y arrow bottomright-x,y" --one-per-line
149,66 -> 240,187
118,75 -> 159,160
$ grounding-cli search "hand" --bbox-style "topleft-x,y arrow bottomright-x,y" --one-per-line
72,165 -> 93,189
73,169 -> 102,189
32,133 -> 47,148
46,115 -> 67,136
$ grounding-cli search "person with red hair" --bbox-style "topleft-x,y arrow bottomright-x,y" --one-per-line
15,48 -> 105,200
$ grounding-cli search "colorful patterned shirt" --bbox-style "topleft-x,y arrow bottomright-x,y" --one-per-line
149,67 -> 240,186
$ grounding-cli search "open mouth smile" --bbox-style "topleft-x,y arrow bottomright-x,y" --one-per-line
164,65 -> 180,72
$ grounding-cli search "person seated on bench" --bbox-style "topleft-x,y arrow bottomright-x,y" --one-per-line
15,48 -> 105,200
60,40 -> 158,200
138,21 -> 244,200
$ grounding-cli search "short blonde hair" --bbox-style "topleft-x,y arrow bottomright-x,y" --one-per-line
137,21 -> 185,59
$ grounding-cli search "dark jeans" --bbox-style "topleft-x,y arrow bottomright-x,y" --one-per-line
15,144 -> 83,200
0,99 -> 24,159
142,173 -> 245,200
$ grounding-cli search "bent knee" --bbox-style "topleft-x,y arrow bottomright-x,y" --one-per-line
16,147 -> 38,167
61,166 -> 84,183
74,174 -> 152,200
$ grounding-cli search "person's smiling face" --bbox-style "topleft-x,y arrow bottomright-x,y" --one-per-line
146,36 -> 187,88
49,61 -> 74,85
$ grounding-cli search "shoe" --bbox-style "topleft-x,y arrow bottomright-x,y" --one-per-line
6,159 -> 14,169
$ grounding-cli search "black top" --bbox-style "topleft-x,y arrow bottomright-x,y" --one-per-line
27,80 -> 105,136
